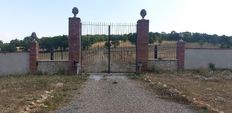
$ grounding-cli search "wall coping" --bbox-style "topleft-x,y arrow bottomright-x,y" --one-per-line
185,48 -> 232,50
37,60 -> 69,62
0,52 -> 29,54
148,59 -> 177,61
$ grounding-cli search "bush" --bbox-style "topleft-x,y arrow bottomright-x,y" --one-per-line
208,63 -> 216,71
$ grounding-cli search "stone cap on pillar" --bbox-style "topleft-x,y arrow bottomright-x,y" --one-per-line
140,9 -> 147,19
179,39 -> 184,42
138,9 -> 149,23
177,39 -> 185,44
72,7 -> 79,18
31,32 -> 37,39
30,32 -> 38,43
69,7 -> 81,21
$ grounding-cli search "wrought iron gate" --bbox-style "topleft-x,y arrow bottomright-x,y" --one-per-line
81,22 -> 136,73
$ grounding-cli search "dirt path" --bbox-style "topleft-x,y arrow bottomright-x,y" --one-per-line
56,74 -> 196,113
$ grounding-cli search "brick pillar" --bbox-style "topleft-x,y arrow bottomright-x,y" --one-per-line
68,17 -> 81,74
136,19 -> 149,72
176,40 -> 185,70
29,40 -> 38,74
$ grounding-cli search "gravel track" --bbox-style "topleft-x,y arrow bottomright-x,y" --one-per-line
56,74 -> 196,113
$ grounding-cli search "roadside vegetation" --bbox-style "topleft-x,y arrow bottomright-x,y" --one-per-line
131,70 -> 232,113
0,74 -> 87,113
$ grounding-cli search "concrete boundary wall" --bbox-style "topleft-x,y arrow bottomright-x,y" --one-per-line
185,48 -> 232,69
0,52 -> 29,75
148,60 -> 177,71
37,60 -> 69,74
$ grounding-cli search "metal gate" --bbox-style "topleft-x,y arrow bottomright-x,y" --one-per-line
81,22 -> 136,73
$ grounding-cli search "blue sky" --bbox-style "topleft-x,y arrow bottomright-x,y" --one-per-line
0,0 -> 232,42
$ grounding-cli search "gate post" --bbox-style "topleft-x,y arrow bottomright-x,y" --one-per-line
68,7 -> 81,74
136,9 -> 149,72
29,32 -> 39,74
176,39 -> 185,70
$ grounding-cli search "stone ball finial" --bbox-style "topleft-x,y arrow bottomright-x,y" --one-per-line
31,32 -> 37,39
72,7 -> 79,17
179,39 -> 184,42
140,9 -> 147,19
31,32 -> 37,42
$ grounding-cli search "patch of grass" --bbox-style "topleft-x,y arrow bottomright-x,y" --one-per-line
42,92 -> 66,111
127,73 -> 142,79
147,65 -> 162,73
208,63 -> 216,71
135,71 -> 231,113
194,69 -> 210,77
0,74 -> 88,113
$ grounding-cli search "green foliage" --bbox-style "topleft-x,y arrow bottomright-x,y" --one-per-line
112,40 -> 120,48
81,35 -> 107,50
2,30 -> 232,52
39,35 -> 68,51
195,69 -> 210,77
0,43 -> 17,52
21,36 -> 39,51
220,44 -> 230,48
127,73 -> 141,79
157,37 -> 163,45
127,33 -> 136,44
199,40 -> 205,46
104,41 -> 111,48
208,63 -> 216,71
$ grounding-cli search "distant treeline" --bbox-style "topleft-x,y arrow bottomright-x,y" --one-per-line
149,31 -> 232,48
0,31 -> 232,52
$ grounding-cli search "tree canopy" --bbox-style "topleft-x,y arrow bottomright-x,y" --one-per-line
1,31 -> 232,52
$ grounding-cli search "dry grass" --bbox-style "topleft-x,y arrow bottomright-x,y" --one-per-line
0,75 -> 87,113
157,41 -> 220,48
148,43 -> 176,60
81,47 -> 136,73
118,41 -> 135,47
38,41 -> 135,61
90,41 -> 106,48
185,43 -> 220,48
81,40 -> 136,73
137,71 -> 232,113
148,41 -> 220,60
37,41 -> 220,61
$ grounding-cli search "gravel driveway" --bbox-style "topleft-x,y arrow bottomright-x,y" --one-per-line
56,74 -> 196,113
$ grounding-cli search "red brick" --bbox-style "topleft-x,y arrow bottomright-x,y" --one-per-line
176,41 -> 185,70
136,19 -> 149,72
68,17 -> 81,74
29,40 -> 38,73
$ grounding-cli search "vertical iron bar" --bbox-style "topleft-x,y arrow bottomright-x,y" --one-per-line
61,48 -> 63,60
108,25 -> 111,73
50,49 -> 54,60
154,45 -> 158,59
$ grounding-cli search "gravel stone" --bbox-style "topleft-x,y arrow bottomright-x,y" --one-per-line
55,74 -> 196,113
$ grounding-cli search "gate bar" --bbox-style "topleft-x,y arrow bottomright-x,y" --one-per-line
108,25 -> 111,73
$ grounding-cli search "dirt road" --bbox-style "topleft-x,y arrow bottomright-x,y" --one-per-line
56,74 -> 196,113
